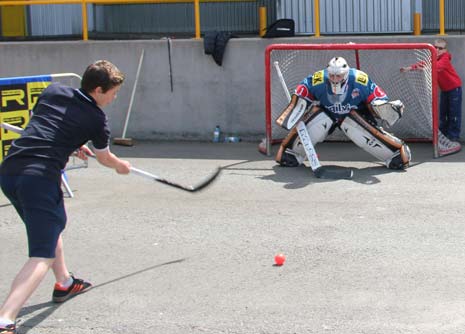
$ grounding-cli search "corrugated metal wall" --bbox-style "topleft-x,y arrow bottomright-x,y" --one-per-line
277,0 -> 413,34
94,1 -> 276,35
276,0 -> 313,34
23,0 -> 465,38
26,1 -> 276,37
28,5 -> 94,36
422,0 -> 465,32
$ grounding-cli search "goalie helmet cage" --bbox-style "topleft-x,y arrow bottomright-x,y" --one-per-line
263,43 -> 446,158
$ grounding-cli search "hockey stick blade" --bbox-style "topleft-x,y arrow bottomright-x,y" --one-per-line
313,166 -> 353,180
130,166 -> 221,192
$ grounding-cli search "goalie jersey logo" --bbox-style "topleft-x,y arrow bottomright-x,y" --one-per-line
296,68 -> 387,118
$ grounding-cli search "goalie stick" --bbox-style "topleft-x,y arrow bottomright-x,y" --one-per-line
296,121 -> 353,180
0,122 -> 221,192
273,61 -> 353,180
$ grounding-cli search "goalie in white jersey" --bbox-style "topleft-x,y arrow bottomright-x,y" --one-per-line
275,57 -> 411,170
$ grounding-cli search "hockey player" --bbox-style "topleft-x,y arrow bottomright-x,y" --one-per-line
275,57 -> 411,170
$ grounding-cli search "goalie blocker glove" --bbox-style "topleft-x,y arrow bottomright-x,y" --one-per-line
275,94 -> 310,131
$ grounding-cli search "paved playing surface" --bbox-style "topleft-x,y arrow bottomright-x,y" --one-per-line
1,141 -> 465,334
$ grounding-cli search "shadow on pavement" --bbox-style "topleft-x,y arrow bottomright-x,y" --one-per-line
108,141 -> 465,164
16,258 -> 186,334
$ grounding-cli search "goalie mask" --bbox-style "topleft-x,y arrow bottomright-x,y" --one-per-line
327,57 -> 350,95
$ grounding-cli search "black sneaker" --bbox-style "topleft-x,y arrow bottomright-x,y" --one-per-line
52,275 -> 92,303
0,324 -> 16,334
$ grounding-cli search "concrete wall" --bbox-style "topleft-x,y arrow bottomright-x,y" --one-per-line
1,35 -> 464,141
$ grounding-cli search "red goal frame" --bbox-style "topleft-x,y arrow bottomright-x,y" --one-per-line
264,43 -> 438,157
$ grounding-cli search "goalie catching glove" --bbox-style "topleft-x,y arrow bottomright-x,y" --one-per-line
371,100 -> 404,128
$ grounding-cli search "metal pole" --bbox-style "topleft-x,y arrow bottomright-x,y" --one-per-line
259,6 -> 267,37
194,0 -> 201,39
122,49 -> 144,139
82,0 -> 88,40
439,0 -> 446,35
314,0 -> 320,37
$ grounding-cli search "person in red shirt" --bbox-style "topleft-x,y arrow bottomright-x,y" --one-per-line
401,39 -> 462,154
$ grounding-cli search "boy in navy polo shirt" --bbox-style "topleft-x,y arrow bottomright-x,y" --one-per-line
0,60 -> 131,334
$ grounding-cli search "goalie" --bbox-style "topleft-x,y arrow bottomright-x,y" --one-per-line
276,56 -> 411,170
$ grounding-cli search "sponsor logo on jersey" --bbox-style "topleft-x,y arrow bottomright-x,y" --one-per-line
312,70 -> 324,86
355,71 -> 368,86
351,88 -> 360,99
327,103 -> 357,115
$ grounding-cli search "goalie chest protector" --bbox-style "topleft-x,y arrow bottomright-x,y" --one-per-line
263,19 -> 295,38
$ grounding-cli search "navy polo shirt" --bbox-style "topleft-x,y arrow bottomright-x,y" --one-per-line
0,83 -> 110,180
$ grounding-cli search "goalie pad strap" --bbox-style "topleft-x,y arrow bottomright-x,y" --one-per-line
341,110 -> 411,169
276,94 -> 309,130
345,110 -> 404,151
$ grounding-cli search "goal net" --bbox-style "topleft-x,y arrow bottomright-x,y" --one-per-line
263,43 -> 448,158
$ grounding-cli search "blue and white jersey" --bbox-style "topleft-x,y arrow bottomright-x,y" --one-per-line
295,68 -> 388,118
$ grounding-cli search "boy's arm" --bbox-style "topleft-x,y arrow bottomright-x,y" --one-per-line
94,148 -> 131,174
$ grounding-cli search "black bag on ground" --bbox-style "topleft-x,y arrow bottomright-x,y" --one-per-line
263,19 -> 295,38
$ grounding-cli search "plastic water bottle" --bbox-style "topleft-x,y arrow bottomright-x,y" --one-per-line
213,125 -> 221,142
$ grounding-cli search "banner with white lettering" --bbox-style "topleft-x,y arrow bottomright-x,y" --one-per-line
0,75 -> 51,161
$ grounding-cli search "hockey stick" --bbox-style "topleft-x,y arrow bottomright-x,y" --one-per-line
296,121 -> 353,180
129,165 -> 221,192
167,38 -> 174,92
1,122 -> 221,192
274,61 -> 353,180
113,48 -> 145,146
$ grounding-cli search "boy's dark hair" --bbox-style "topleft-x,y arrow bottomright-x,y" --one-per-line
81,60 -> 125,93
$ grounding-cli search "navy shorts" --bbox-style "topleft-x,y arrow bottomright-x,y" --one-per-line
0,175 -> 66,258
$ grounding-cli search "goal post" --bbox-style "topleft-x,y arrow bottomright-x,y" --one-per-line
263,43 -> 444,158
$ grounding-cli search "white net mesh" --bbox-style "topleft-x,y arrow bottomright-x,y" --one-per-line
266,44 -> 443,156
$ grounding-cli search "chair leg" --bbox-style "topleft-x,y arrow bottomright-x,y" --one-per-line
61,171 -> 74,198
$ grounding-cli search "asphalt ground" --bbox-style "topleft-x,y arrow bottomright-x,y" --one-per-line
1,141 -> 465,334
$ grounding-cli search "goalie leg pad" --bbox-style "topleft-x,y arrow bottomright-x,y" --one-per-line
341,110 -> 411,169
276,109 -> 334,167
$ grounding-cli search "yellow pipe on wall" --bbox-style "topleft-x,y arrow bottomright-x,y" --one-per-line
259,6 -> 266,37
82,0 -> 88,40
314,0 -> 320,37
413,12 -> 421,36
194,0 -> 200,39
439,0 -> 446,35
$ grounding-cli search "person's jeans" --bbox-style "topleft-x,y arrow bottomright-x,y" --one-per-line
440,87 -> 462,140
